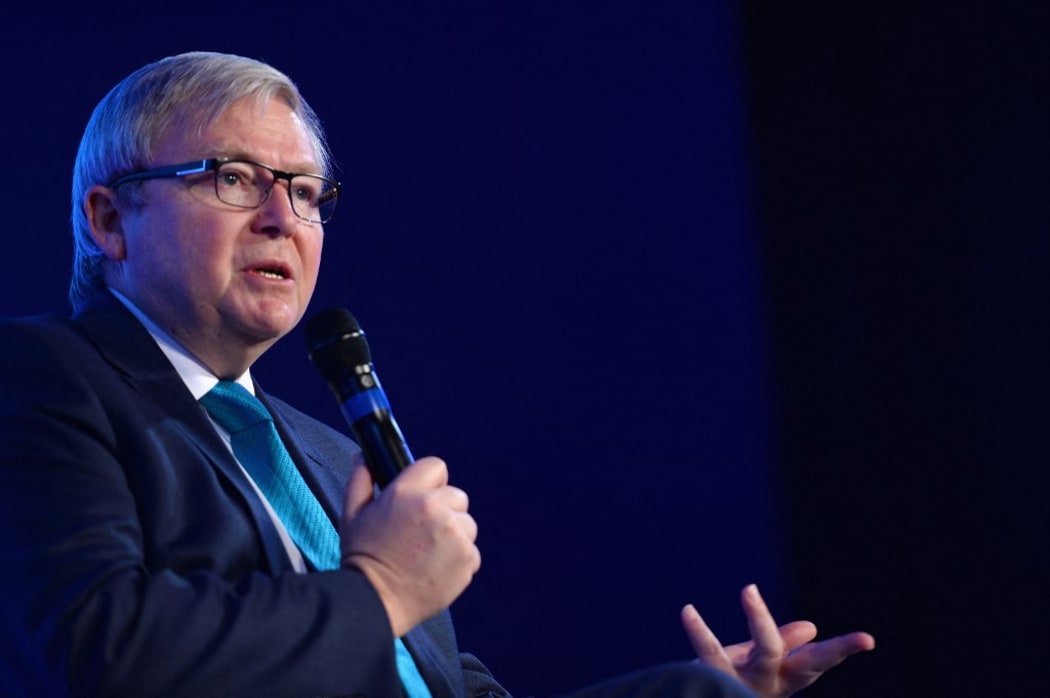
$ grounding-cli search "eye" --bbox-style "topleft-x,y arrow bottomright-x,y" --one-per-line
292,178 -> 324,206
216,162 -> 258,189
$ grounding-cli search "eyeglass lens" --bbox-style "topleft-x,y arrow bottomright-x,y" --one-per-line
214,161 -> 337,223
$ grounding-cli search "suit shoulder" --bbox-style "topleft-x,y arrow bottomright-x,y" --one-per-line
0,311 -> 78,340
0,312 -> 89,366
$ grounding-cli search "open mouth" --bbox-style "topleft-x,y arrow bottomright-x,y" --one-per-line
249,264 -> 291,280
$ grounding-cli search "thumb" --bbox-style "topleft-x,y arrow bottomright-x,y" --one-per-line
343,463 -> 375,519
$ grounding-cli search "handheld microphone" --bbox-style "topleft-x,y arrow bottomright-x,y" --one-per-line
305,308 -> 413,488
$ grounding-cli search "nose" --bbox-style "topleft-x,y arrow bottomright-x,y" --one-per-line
252,180 -> 300,235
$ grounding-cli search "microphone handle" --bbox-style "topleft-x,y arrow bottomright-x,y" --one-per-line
347,411 -> 413,488
335,376 -> 414,488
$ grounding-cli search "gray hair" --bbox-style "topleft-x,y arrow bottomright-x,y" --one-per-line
69,52 -> 333,311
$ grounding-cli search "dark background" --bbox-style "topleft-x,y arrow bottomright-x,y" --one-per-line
3,3 -> 1046,696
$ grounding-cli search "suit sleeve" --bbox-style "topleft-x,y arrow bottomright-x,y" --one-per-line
0,321 -> 404,697
461,653 -> 515,697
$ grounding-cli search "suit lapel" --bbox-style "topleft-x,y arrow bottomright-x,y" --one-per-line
402,623 -> 463,698
72,291 -> 293,575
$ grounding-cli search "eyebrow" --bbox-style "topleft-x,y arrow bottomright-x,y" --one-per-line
205,149 -> 323,175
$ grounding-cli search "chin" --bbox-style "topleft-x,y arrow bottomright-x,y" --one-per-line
234,302 -> 304,342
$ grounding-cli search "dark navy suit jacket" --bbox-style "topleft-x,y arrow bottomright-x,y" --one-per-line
0,290 -> 507,697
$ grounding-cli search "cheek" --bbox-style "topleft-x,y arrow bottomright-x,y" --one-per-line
141,222 -> 231,294
300,235 -> 324,289
125,225 -> 179,281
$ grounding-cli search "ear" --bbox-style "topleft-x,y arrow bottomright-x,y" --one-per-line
84,184 -> 127,261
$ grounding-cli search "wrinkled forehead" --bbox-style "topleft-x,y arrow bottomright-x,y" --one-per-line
156,94 -> 326,171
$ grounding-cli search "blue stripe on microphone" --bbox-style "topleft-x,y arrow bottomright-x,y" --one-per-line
340,388 -> 391,421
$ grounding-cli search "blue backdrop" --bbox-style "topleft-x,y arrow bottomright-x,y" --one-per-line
4,3 -> 1046,696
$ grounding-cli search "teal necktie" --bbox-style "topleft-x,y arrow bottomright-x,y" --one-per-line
200,380 -> 431,697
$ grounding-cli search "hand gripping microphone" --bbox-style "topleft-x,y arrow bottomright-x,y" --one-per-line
305,308 -> 413,488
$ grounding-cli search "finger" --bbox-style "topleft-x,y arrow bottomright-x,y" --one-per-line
720,639 -> 756,665
406,456 -> 450,488
454,510 -> 479,543
379,457 -> 448,498
722,619 -> 815,664
343,463 -> 375,519
681,604 -> 734,673
740,584 -> 785,667
462,515 -> 482,572
441,485 -> 470,513
779,620 -> 819,652
786,632 -> 876,674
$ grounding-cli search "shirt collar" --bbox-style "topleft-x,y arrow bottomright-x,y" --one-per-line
107,288 -> 255,400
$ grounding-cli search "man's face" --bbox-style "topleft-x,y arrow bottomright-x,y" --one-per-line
109,97 -> 325,375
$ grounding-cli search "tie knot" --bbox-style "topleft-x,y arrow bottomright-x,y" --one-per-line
199,380 -> 272,433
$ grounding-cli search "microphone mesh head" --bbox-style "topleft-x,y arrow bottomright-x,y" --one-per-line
305,307 -> 359,348
305,308 -> 372,381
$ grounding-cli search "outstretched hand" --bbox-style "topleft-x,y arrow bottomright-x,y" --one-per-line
682,584 -> 874,698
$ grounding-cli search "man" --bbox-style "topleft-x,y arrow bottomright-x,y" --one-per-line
0,52 -> 872,696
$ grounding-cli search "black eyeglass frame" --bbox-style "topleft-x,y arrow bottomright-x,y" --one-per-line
107,157 -> 341,224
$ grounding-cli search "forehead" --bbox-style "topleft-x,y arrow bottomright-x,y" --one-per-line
157,97 -> 321,171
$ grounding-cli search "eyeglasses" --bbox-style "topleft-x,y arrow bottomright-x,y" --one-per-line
108,158 -> 341,224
